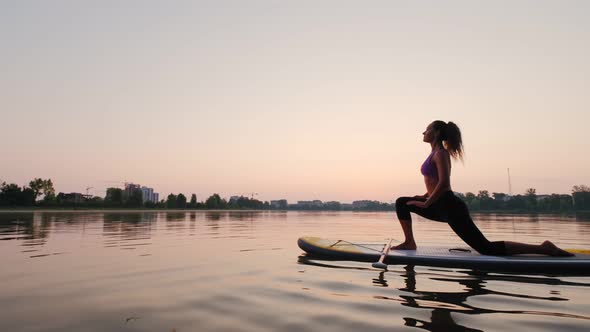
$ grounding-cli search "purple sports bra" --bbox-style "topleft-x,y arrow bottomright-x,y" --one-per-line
421,151 -> 438,179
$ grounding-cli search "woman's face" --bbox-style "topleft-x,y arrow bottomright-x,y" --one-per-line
423,123 -> 435,143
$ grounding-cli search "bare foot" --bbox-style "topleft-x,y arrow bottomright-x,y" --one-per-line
391,242 -> 417,250
541,241 -> 574,257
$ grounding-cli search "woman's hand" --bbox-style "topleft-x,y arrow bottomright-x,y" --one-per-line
407,200 -> 427,208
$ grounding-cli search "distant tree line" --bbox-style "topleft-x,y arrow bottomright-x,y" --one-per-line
104,188 -> 271,210
0,178 -> 55,206
454,185 -> 590,212
2,178 -> 590,212
0,178 -> 271,210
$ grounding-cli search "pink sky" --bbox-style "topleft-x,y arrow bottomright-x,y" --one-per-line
2,1 -> 589,203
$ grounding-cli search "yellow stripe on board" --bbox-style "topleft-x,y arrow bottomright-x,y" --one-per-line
567,249 -> 590,255
304,237 -> 365,254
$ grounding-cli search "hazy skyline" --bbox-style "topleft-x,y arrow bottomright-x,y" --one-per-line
2,1 -> 589,203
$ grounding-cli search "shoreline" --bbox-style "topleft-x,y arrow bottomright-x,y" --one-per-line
1,208 -> 589,214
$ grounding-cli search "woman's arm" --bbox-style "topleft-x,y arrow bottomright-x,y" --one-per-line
423,150 -> 451,207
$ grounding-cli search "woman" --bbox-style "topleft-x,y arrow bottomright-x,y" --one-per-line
393,120 -> 573,256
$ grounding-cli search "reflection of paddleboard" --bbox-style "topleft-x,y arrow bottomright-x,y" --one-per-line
297,236 -> 590,274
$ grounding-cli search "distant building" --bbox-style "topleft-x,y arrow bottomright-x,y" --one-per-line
229,196 -> 241,203
125,183 -> 159,203
297,200 -> 323,208
141,186 -> 160,203
297,201 -> 312,208
270,199 -> 288,209
312,200 -> 323,208
124,183 -> 141,199
59,192 -> 84,204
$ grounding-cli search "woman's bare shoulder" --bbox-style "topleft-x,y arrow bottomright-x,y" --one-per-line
433,148 -> 450,159
432,148 -> 452,167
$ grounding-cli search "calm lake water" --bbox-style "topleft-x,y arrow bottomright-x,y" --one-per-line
1,211 -> 589,332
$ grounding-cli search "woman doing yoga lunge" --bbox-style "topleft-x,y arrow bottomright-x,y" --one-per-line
393,120 -> 572,257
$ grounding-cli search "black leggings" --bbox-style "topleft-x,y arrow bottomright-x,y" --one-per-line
395,191 -> 506,256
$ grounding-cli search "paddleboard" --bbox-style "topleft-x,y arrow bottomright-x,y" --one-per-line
298,236 -> 590,274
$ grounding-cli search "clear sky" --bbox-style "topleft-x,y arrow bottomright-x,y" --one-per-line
2,1 -> 589,203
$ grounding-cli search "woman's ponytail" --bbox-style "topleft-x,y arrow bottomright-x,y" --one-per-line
444,121 -> 464,161
431,120 -> 464,161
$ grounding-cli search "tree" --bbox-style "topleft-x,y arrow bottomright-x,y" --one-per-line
572,184 -> 590,210
21,188 -> 35,206
536,194 -> 572,212
29,178 -> 44,201
105,188 -> 124,206
206,194 -> 227,209
166,194 -> 177,208
462,192 -> 478,210
0,183 -> 34,206
525,188 -> 537,210
177,194 -> 187,208
477,190 -> 490,199
572,185 -> 590,193
477,190 -> 493,210
87,196 -> 104,207
27,178 -> 55,203
0,183 -> 21,206
491,192 -> 507,210
506,194 -> 526,210
126,188 -> 143,207
42,179 -> 55,201
189,194 -> 197,208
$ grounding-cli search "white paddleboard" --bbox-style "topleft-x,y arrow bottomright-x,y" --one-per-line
298,236 -> 590,274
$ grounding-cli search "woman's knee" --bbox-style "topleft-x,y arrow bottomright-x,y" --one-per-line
395,197 -> 412,209
395,197 -> 413,220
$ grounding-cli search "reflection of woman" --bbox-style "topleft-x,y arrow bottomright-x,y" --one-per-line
393,120 -> 572,256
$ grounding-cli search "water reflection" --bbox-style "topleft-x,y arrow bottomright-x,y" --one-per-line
575,212 -> 590,222
0,211 -> 588,332
165,212 -> 185,222
299,256 -> 590,332
0,213 -> 38,241
205,211 -> 224,221
228,211 -> 262,221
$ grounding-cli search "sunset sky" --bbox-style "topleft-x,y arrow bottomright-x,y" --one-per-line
2,1 -> 589,203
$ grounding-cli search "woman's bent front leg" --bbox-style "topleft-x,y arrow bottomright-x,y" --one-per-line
393,197 -> 419,250
392,219 -> 417,250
